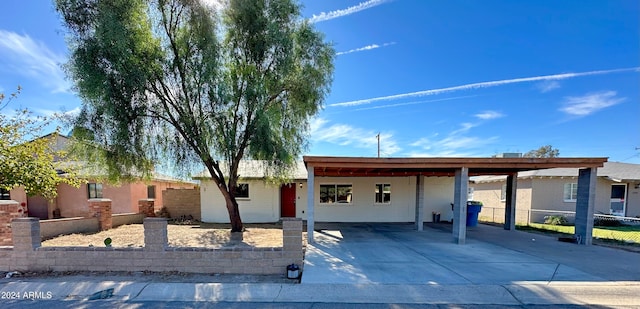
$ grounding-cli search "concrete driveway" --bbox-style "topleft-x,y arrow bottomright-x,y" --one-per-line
302,223 -> 640,284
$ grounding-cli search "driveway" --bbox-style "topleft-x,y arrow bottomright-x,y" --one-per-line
301,223 -> 640,284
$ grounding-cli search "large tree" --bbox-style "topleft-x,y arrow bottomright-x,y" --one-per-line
55,0 -> 334,231
0,87 -> 81,199
523,145 -> 560,158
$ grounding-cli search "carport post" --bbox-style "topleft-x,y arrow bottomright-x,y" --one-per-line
452,167 -> 468,244
415,174 -> 425,231
307,164 -> 315,244
504,173 -> 518,230
575,167 -> 597,245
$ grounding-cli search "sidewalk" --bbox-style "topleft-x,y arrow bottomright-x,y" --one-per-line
1,278 -> 640,306
2,223 -> 639,306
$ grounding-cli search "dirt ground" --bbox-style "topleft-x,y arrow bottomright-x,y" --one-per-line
41,223 -> 294,248
15,223 -> 306,283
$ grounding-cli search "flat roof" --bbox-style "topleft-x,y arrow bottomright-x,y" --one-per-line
303,156 -> 608,177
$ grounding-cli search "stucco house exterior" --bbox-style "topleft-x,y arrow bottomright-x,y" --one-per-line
1,133 -> 196,219
198,161 -> 308,223
471,161 -> 640,221
198,161 -> 457,224
199,156 -> 608,245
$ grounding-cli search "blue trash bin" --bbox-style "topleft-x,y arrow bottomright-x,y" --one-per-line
466,201 -> 483,227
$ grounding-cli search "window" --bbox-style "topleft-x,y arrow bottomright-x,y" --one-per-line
564,183 -> 578,202
87,183 -> 103,198
500,184 -> 507,202
0,188 -> 10,200
234,183 -> 249,198
468,187 -> 475,200
147,185 -> 156,199
320,184 -> 352,204
375,184 -> 391,204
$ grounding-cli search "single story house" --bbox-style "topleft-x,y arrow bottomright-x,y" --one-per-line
1,133 -> 196,219
471,161 -> 640,221
199,156 -> 607,245
198,161 -> 308,223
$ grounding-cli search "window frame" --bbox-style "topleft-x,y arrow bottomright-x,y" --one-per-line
319,184 -> 353,205
147,185 -> 156,199
234,183 -> 250,199
563,183 -> 578,202
374,183 -> 391,204
0,188 -> 10,200
87,183 -> 103,199
500,184 -> 506,202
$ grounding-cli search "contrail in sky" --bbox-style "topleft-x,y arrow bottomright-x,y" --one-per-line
330,67 -> 640,107
310,0 -> 390,23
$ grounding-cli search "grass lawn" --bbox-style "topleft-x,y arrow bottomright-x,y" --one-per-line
520,223 -> 640,244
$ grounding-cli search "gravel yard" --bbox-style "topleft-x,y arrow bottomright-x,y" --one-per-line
40,223 -> 287,248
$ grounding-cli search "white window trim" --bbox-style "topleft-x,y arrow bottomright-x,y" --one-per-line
319,183 -> 353,205
374,183 -> 391,205
563,183 -> 578,202
500,184 -> 506,202
234,183 -> 250,200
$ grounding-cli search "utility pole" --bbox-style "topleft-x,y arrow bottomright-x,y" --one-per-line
376,133 -> 380,158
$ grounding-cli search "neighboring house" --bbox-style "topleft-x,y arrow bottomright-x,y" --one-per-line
471,161 -> 640,220
3,133 -> 196,219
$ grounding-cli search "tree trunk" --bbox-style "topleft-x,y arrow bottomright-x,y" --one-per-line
223,193 -> 243,232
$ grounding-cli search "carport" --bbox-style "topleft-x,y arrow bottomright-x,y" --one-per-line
303,156 -> 607,245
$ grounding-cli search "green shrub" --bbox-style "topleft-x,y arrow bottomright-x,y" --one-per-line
544,215 -> 568,226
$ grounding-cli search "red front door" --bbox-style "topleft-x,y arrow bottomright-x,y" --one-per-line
280,183 -> 296,217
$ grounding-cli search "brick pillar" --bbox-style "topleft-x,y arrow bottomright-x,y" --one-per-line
138,199 -> 156,217
11,217 -> 41,251
281,218 -> 303,266
144,217 -> 168,251
0,200 -> 24,246
88,199 -> 112,231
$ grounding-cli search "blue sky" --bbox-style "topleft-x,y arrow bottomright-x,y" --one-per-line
1,0 -> 639,163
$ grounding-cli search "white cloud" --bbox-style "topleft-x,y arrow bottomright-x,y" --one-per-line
475,111 -> 504,120
337,42 -> 396,56
560,91 -> 625,116
408,122 -> 498,157
0,30 -> 70,93
35,106 -> 81,118
199,0 -> 225,11
310,0 -> 391,23
537,80 -> 561,93
310,117 -> 401,156
330,67 -> 640,107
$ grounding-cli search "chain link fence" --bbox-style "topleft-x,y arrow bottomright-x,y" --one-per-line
479,206 -> 640,245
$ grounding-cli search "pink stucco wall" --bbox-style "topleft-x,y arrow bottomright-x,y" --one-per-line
17,178 -> 195,219
8,187 -> 27,205
54,180 -> 195,218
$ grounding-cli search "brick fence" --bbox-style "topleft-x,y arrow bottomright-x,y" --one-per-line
138,199 -> 155,217
0,200 -> 27,246
0,217 -> 303,275
88,198 -> 113,231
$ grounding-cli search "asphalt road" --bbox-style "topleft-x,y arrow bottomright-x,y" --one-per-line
3,300 -> 635,309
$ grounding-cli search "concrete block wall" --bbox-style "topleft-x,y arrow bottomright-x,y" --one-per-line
162,188 -> 200,220
40,217 -> 99,240
1,217 -> 304,276
0,200 -> 27,246
112,213 -> 144,227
